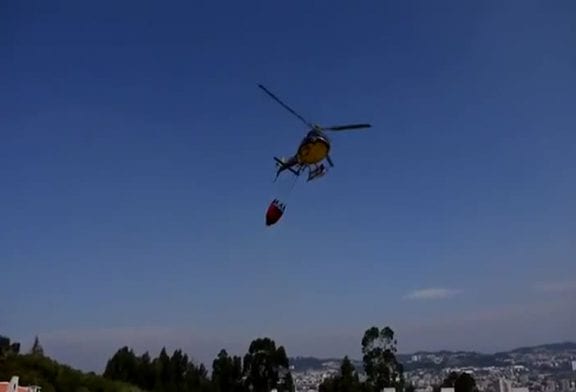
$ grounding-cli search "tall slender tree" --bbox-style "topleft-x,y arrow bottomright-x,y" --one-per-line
361,326 -> 404,392
212,349 -> 245,392
242,337 -> 294,392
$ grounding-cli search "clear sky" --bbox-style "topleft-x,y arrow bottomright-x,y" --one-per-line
2,0 -> 575,372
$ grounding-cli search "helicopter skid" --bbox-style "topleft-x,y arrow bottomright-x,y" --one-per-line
306,164 -> 327,182
273,156 -> 302,182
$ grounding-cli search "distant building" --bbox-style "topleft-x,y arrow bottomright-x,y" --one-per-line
498,378 -> 514,392
560,379 -> 571,391
493,378 -> 529,392
0,376 -> 41,392
511,388 -> 529,392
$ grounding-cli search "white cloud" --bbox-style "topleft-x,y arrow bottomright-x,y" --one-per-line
533,280 -> 576,293
403,288 -> 460,300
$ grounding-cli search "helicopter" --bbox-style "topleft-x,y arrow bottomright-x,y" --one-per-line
258,84 -> 372,182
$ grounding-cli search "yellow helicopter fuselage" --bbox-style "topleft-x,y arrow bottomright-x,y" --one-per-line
296,132 -> 331,165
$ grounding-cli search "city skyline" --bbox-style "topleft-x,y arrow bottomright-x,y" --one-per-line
16,296 -> 576,372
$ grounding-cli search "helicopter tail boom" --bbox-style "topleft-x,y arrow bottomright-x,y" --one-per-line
274,156 -> 300,178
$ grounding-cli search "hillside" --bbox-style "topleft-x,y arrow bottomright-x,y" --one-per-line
289,342 -> 576,373
0,336 -> 142,392
0,354 -> 143,392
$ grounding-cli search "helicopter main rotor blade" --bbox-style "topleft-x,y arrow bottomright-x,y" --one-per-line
258,84 -> 314,128
324,123 -> 372,131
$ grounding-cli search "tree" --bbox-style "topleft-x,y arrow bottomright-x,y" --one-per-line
434,372 -> 478,392
361,326 -> 404,392
212,349 -> 245,392
405,383 -> 417,392
184,361 -> 212,392
455,373 -> 478,392
242,337 -> 294,392
103,345 -> 211,392
274,346 -> 295,392
103,346 -> 140,383
169,349 -> 189,390
0,335 -> 20,358
0,334 -> 141,391
319,356 -> 363,392
136,351 -> 154,390
156,347 -> 171,388
437,372 -> 459,390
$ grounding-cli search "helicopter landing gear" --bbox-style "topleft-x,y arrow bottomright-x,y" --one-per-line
307,163 -> 327,182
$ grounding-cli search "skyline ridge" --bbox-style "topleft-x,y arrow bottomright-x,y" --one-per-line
289,340 -> 576,361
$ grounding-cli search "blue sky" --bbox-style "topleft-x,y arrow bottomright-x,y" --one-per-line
2,0 -> 575,372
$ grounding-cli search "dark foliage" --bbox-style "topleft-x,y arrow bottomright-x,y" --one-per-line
103,336 -> 294,392
0,335 -> 139,392
319,356 -> 365,392
104,346 -> 212,392
3,329 -> 483,392
242,338 -> 293,392
433,372 -> 479,392
319,326 -> 410,392
212,349 -> 244,392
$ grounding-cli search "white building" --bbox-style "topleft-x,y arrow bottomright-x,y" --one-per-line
0,376 -> 41,392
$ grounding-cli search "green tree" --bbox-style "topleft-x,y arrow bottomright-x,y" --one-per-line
242,337 -> 294,392
405,383 -> 417,392
275,346 -> 295,392
136,351 -> 154,390
319,377 -> 337,392
0,335 -> 20,358
338,356 -> 362,392
156,347 -> 171,389
455,373 -> 478,392
319,356 -> 363,392
104,345 -> 212,392
436,371 -> 459,391
0,344 -> 140,391
184,361 -> 212,392
168,349 -> 188,390
212,349 -> 245,392
361,326 -> 404,392
433,372 -> 478,392
103,346 -> 140,383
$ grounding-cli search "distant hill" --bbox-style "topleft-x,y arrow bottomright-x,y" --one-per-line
503,342 -> 576,354
1,334 -> 143,391
0,353 -> 142,392
289,342 -> 576,373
